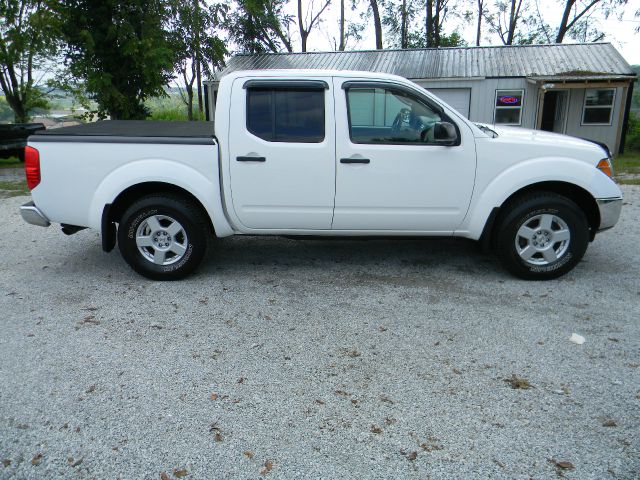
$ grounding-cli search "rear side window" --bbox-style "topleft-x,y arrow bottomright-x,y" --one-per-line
246,88 -> 325,143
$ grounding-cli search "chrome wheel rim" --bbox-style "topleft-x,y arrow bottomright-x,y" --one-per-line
515,213 -> 571,266
135,215 -> 188,266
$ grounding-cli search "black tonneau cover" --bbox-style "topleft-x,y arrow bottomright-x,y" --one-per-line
32,120 -> 215,145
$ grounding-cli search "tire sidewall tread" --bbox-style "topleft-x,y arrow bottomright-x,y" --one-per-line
496,192 -> 589,280
117,194 -> 208,280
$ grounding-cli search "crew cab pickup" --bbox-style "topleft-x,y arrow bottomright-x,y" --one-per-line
20,70 -> 622,280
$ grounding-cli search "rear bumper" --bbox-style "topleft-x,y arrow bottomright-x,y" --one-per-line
597,197 -> 622,231
20,201 -> 50,227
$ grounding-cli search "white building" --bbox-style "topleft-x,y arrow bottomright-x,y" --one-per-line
205,43 -> 636,154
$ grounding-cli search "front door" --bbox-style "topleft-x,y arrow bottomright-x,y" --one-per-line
228,78 -> 336,230
332,79 -> 476,233
540,90 -> 569,133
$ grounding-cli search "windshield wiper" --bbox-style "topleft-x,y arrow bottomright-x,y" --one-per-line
475,124 -> 498,138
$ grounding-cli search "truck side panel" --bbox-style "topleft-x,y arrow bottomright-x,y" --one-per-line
28,140 -> 234,236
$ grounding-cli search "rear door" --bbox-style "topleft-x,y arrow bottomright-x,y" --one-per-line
228,78 -> 335,230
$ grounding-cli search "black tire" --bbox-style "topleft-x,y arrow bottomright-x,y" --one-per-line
495,192 -> 589,280
117,194 -> 209,280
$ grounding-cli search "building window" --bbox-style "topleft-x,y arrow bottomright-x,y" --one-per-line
246,88 -> 325,143
494,90 -> 524,125
582,89 -> 615,125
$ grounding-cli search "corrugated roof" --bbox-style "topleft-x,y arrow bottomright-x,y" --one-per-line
216,43 -> 636,80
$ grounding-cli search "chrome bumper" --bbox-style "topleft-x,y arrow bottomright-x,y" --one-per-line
597,197 -> 622,231
20,201 -> 50,227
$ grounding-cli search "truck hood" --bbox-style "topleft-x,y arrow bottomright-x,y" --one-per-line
475,124 -> 609,164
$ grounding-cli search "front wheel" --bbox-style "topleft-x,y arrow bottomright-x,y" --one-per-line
117,194 -> 209,280
496,193 -> 589,280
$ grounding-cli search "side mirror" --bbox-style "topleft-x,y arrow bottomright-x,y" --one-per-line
433,122 -> 458,146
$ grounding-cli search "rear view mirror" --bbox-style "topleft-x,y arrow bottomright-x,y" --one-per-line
433,122 -> 457,146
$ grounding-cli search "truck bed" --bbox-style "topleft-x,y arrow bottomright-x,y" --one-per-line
32,120 -> 215,144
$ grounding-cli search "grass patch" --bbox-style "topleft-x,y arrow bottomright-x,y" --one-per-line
0,156 -> 21,169
0,179 -> 29,198
613,151 -> 640,175
617,178 -> 640,185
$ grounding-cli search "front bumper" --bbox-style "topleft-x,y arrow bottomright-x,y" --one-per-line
20,201 -> 50,227
596,197 -> 622,231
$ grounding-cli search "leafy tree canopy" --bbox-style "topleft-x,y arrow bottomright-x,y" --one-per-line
59,0 -> 175,120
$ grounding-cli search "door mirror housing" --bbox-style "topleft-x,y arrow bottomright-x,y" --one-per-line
433,122 -> 458,146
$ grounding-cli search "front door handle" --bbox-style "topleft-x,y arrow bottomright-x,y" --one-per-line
340,158 -> 370,164
237,156 -> 266,162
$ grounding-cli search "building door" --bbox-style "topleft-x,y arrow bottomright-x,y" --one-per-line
540,90 -> 569,133
426,88 -> 471,118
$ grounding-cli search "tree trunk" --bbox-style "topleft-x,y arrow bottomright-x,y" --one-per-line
339,0 -> 345,50
401,0 -> 407,48
476,0 -> 483,46
187,88 -> 194,121
196,58 -> 203,115
297,0 -> 307,52
13,104 -> 28,123
194,0 -> 203,114
426,0 -> 433,47
370,0 -> 383,49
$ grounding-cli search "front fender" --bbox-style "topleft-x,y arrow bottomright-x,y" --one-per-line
88,159 -> 233,236
459,156 -> 622,239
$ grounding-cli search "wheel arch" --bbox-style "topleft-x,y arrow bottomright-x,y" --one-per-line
102,182 -> 215,252
479,181 -> 600,251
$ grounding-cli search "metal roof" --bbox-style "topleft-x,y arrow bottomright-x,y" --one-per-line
216,43 -> 636,81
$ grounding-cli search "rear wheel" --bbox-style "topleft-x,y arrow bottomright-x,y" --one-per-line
496,192 -> 589,280
117,194 -> 209,280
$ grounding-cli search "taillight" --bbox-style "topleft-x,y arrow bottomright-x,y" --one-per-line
24,146 -> 40,190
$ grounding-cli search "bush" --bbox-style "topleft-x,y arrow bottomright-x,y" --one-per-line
626,112 -> 640,152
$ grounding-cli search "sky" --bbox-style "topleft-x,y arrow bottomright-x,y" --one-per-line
280,0 -> 640,65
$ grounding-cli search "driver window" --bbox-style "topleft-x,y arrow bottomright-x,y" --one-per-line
347,87 -> 441,144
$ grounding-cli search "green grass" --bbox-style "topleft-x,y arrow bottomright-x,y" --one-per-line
0,156 -> 21,169
617,178 -> 640,185
0,179 -> 29,198
613,151 -> 640,175
149,106 -> 206,121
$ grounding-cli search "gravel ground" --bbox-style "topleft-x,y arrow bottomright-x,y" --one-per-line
1,188 -> 639,480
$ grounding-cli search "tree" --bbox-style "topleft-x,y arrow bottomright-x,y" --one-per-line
425,0 -> 453,47
484,0 -> 544,45
59,0 -> 175,120
555,0 -> 627,43
0,0 -> 59,123
370,0 -> 384,48
297,0 -> 332,52
226,0 -> 293,53
475,0 -> 485,45
383,0 -> 420,48
339,0 -> 346,50
169,0 -> 226,119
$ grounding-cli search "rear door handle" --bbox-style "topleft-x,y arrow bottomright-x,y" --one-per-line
340,158 -> 370,164
236,156 -> 266,162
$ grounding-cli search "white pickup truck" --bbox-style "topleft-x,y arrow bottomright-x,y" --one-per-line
20,70 -> 622,280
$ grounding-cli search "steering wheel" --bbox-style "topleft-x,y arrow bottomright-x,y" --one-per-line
420,125 -> 433,142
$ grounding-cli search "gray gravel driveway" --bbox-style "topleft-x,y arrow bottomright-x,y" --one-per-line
1,188 -> 639,479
